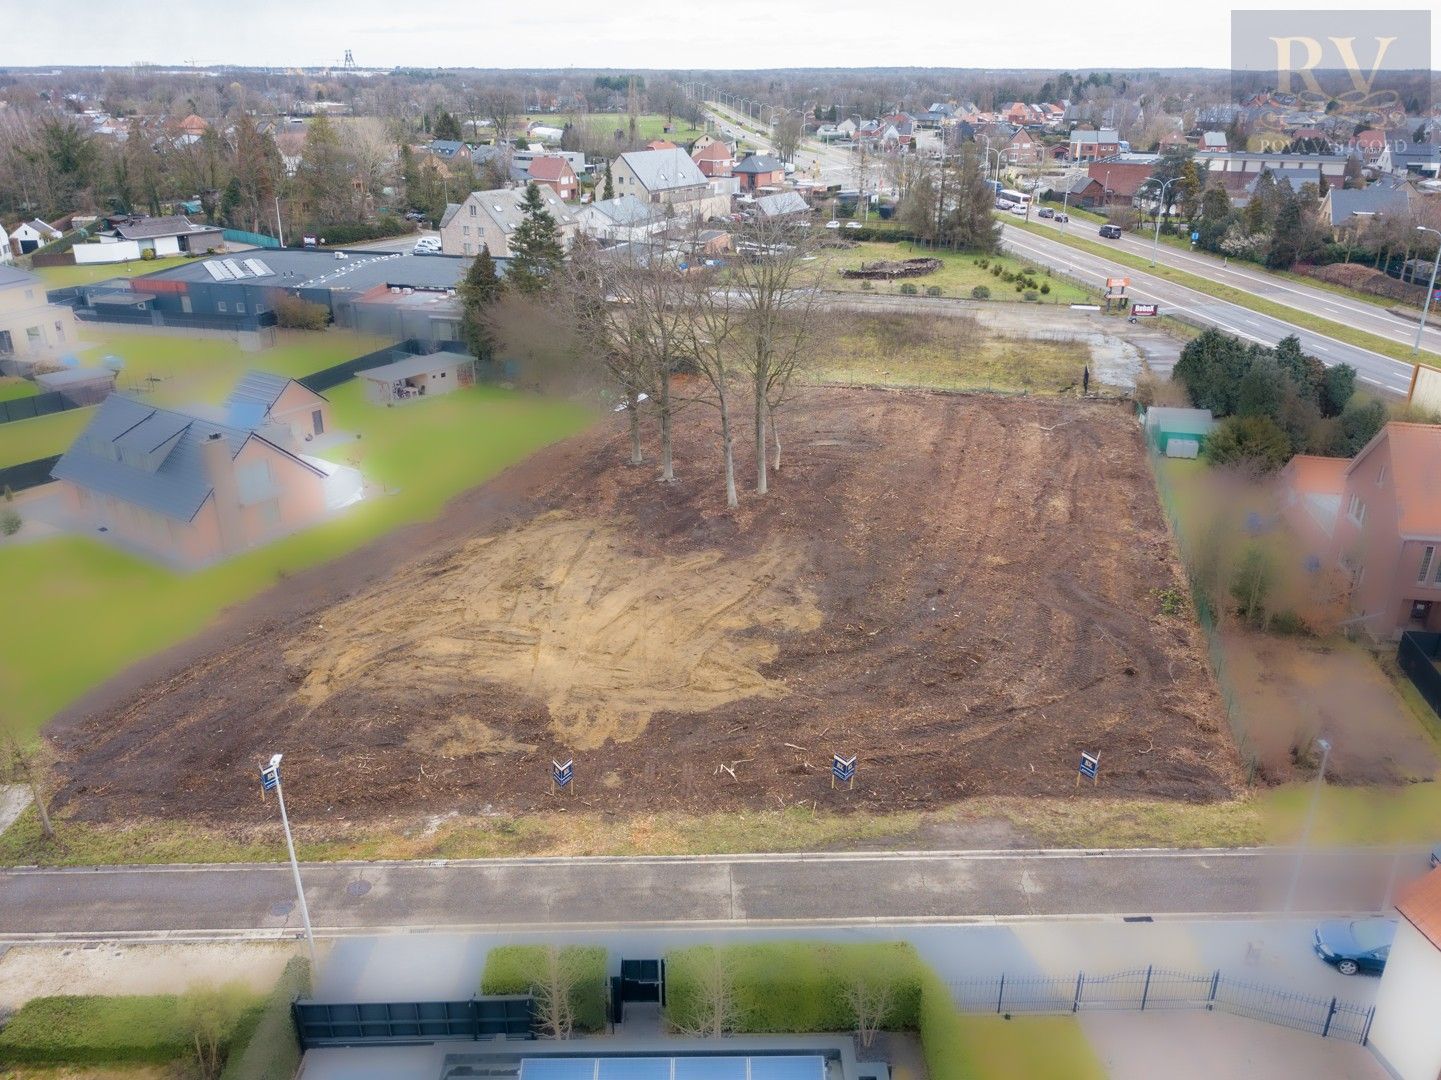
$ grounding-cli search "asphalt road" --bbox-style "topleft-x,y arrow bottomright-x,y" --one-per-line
0,847 -> 1426,943
999,224 -> 1418,397
1022,211 -> 1441,358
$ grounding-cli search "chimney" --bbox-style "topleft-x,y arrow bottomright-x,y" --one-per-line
201,431 -> 245,555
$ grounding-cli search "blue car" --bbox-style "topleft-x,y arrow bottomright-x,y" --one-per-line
1313,918 -> 1397,975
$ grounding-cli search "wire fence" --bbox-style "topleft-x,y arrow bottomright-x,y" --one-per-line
1141,422 -> 1260,781
949,966 -> 1374,1044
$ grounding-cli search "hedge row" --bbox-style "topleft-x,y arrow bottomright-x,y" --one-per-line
219,956 -> 312,1080
292,216 -> 416,247
0,991 -> 256,1066
481,945 -> 608,1032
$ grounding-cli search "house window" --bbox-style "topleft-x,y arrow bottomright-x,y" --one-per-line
217,301 -> 228,313
1347,493 -> 1366,526
469,203 -> 477,217
0,330 -> 12,355
462,225 -> 470,236
26,326 -> 41,347
54,321 -> 65,342
1421,546 -> 1436,584
236,303 -> 246,314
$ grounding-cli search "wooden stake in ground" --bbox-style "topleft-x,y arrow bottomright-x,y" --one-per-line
2,722 -> 54,840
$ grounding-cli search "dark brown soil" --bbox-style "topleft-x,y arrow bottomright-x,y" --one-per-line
48,387 -> 1241,826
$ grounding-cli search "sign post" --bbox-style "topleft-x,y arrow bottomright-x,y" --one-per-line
551,758 -> 574,796
1076,751 -> 1100,788
1130,303 -> 1159,317
831,754 -> 857,790
260,754 -> 319,971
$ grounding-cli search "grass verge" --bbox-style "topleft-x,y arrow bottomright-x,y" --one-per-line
820,240 -> 1092,303
1002,218 -> 1439,366
0,796 -> 1266,867
34,257 -> 193,291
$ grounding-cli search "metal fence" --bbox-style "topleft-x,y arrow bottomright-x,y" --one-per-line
949,966 -> 1373,1044
292,995 -> 535,1049
222,228 -> 283,249
0,454 -> 61,494
1397,630 -> 1441,719
0,390 -> 71,425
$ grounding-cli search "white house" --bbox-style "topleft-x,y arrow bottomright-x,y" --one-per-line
74,215 -> 224,264
576,195 -> 670,243
1369,868 -> 1441,1079
0,222 -> 13,265
9,219 -> 62,254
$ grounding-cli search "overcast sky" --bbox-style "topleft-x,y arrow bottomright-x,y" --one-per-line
2,0 -> 1436,72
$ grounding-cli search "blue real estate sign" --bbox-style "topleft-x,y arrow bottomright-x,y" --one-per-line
1078,752 -> 1099,782
551,759 -> 573,789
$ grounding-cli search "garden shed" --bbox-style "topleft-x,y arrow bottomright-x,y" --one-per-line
1143,406 -> 1216,458
358,351 -> 476,405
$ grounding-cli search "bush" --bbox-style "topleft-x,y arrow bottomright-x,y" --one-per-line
665,942 -> 924,1034
1039,282 -> 1050,294
219,957 -> 310,1080
1024,289 -> 1040,302
294,216 -> 414,247
971,285 -> 991,300
1206,415 -> 1292,472
917,969 -> 968,1080
899,282 -> 918,295
274,293 -> 330,331
140,248 -> 156,260
481,945 -> 608,1032
0,993 -> 256,1066
1,508 -> 20,536
925,286 -> 942,297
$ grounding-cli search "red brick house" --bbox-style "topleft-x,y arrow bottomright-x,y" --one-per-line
1005,128 -> 1043,166
733,153 -> 785,192
1069,128 -> 1121,161
1281,423 -> 1441,637
645,139 -> 678,151
1086,157 -> 1155,204
691,140 -> 736,178
526,156 -> 579,201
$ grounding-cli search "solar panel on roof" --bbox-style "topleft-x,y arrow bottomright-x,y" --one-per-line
518,1060 -> 594,1080
673,1058 -> 748,1080
244,258 -> 274,278
205,260 -> 234,280
597,1058 -> 670,1080
222,259 -> 247,279
749,1057 -> 827,1080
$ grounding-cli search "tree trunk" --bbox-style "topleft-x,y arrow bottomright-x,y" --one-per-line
754,389 -> 769,495
628,392 -> 643,465
770,412 -> 782,473
30,772 -> 53,840
659,368 -> 675,482
719,387 -> 738,509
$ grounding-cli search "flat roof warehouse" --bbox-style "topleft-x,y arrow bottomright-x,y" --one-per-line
138,248 -> 490,292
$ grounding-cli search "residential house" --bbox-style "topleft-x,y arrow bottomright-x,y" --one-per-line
881,114 -> 916,145
177,113 -> 209,138
358,350 -> 476,405
1068,128 -> 1121,162
1005,128 -> 1043,167
426,139 -> 470,160
733,153 -> 786,192
1086,153 -> 1161,205
835,118 -> 859,140
1195,150 -> 1350,196
223,371 -> 330,446
1000,102 -> 1041,127
524,156 -> 580,201
1319,186 -> 1411,234
691,140 -> 736,178
645,139 -> 678,151
1370,868 -> 1441,1080
1280,423 -> 1441,637
576,195 -> 670,244
754,191 -> 809,220
1354,128 -> 1389,164
1059,175 -> 1105,208
1378,145 -> 1440,178
690,133 -> 721,154
1200,131 -> 1229,151
0,265 -> 78,364
75,215 -> 224,264
50,388 -> 359,565
609,148 -> 730,219
9,219 -> 62,254
0,222 -> 12,265
439,185 -> 579,257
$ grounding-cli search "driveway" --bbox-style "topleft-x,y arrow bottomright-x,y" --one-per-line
1082,1011 -> 1389,1079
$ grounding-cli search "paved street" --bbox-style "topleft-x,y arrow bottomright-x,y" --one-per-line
0,847 -> 1426,943
999,224 -> 1418,396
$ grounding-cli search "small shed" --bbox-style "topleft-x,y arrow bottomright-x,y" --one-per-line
1143,406 -> 1216,458
358,350 -> 477,406
32,366 -> 118,406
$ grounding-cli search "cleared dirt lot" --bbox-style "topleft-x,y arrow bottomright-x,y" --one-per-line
49,388 -> 1239,826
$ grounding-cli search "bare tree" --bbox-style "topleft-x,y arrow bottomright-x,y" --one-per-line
2,720 -> 54,840
483,90 -> 521,146
728,217 -> 827,493
843,972 -> 897,1050
177,982 -> 252,1079
772,111 -> 804,163
533,945 -> 581,1040
667,947 -> 740,1038
684,259 -> 744,508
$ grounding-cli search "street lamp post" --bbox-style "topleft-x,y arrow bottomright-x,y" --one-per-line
1284,737 -> 1331,915
1415,226 -> 1441,356
1141,176 -> 1181,267
261,754 -> 319,970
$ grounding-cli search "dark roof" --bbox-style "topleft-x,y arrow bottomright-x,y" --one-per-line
1326,186 -> 1410,225
0,265 -> 41,289
110,215 -> 221,240
140,249 -> 472,292
734,155 -> 784,174
224,371 -> 320,424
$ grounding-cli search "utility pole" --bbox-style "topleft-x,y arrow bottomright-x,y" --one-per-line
1415,226 -> 1441,356
274,196 -> 285,248
261,754 -> 319,971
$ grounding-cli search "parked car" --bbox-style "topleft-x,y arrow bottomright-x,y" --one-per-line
1313,918 -> 1397,975
1009,204 -> 1028,215
995,200 -> 1015,211
1053,213 -> 1069,223
412,238 -> 441,255
844,221 -> 862,230
1098,224 -> 1123,239
825,220 -> 842,229
1037,207 -> 1055,219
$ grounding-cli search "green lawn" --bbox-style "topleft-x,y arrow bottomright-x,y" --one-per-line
33,256 -> 193,290
0,407 -> 92,467
820,240 -> 1094,303
1002,217 -> 1441,365
0,382 -> 592,740
0,377 -> 38,402
947,1016 -> 1106,1080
